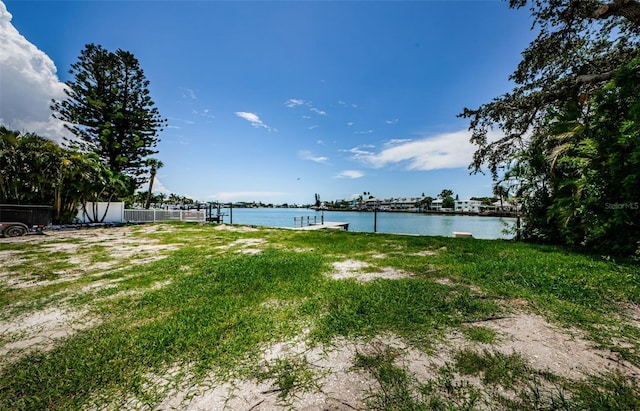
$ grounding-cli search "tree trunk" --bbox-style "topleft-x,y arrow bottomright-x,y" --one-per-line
144,169 -> 156,209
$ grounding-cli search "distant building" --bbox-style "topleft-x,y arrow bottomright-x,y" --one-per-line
491,200 -> 520,213
347,196 -> 487,213
390,197 -> 420,211
360,197 -> 421,211
454,199 -> 482,213
363,197 -> 380,210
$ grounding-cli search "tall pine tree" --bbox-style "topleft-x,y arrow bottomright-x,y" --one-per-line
52,44 -> 166,195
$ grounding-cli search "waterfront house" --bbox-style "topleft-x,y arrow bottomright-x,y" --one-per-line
390,197 -> 420,211
492,200 -> 520,213
454,199 -> 482,213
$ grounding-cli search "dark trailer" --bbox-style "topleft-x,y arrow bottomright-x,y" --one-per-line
0,204 -> 53,237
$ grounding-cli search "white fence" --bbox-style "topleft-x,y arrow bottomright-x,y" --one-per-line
77,202 -> 125,223
123,209 -> 206,223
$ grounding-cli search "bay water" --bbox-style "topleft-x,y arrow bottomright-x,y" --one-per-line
218,208 -> 516,240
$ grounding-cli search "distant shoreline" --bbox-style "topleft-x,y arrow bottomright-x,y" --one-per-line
190,204 -> 521,219
309,208 -> 521,218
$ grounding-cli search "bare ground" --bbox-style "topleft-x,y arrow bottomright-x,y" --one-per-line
1,225 -> 638,409
0,225 -> 176,364
155,316 -> 640,410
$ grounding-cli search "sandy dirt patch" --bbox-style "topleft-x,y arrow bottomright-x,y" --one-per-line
157,335 -> 383,410
212,224 -> 259,232
0,307 -> 95,365
620,302 -> 640,329
153,310 -> 640,410
330,259 -> 412,282
412,250 -> 439,257
485,312 -> 640,380
0,224 -> 178,366
215,238 -> 266,254
0,225 -> 179,289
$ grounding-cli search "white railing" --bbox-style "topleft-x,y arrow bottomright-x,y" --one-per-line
293,215 -> 323,227
123,209 -> 206,223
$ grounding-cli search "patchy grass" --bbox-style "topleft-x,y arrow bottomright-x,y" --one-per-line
354,344 -> 427,410
453,348 -> 536,389
0,222 -> 638,409
462,326 -> 498,344
252,356 -> 321,403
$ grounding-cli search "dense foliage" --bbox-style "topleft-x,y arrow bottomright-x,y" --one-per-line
438,189 -> 455,209
460,0 -> 640,255
0,126 -> 127,223
51,44 -> 166,195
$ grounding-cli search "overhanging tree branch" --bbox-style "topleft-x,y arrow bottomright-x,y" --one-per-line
594,0 -> 640,25
575,69 -> 617,84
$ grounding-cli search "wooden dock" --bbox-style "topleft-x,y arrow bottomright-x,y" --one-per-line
296,222 -> 349,231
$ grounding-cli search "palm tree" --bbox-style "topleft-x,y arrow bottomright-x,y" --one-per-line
144,159 -> 163,209
493,184 -> 509,213
168,193 -> 180,205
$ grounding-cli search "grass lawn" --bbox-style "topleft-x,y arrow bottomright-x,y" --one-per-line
0,222 -> 639,410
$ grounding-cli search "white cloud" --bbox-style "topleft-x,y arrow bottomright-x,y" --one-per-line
136,176 -> 171,195
235,111 -> 273,131
170,117 -> 196,126
299,150 -> 328,164
181,87 -> 197,100
385,119 -> 399,125
310,107 -> 326,116
340,144 -> 375,160
285,98 -> 305,108
338,100 -> 358,109
334,170 -> 364,179
285,98 -> 327,116
308,125 -> 319,130
153,178 -> 172,195
0,1 -> 70,142
235,111 -> 261,124
192,109 -> 214,119
353,130 -> 490,171
384,138 -> 412,147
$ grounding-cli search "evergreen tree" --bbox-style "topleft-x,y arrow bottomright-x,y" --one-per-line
51,44 -> 166,194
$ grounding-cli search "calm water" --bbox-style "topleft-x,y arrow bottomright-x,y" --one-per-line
218,208 -> 516,240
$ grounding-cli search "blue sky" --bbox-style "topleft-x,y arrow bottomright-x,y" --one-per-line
1,1 -> 535,204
